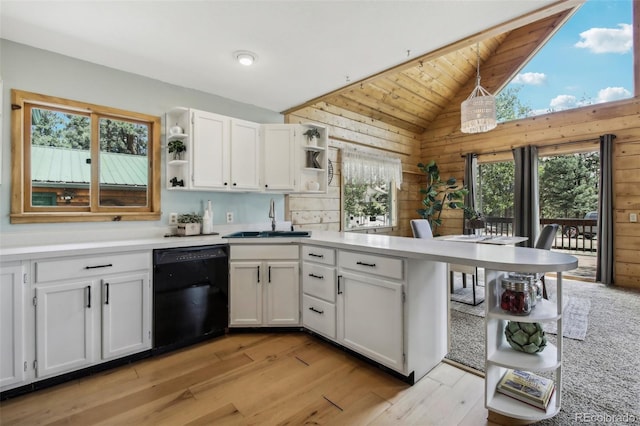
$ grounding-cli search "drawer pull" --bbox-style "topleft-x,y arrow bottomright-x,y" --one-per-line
308,273 -> 324,280
309,307 -> 324,315
85,263 -> 113,270
104,283 -> 110,305
86,286 -> 91,308
337,275 -> 343,294
308,253 -> 324,258
257,266 -> 261,283
356,261 -> 376,267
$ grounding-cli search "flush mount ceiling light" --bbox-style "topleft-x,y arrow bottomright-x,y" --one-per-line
234,50 -> 257,66
460,43 -> 496,134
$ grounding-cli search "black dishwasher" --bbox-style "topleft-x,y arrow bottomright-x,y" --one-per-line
152,245 -> 228,354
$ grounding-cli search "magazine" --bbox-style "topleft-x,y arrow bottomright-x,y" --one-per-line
496,369 -> 555,410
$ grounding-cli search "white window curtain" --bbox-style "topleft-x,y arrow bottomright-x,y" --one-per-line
342,148 -> 403,189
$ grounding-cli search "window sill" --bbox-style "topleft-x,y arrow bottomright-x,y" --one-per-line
10,212 -> 161,224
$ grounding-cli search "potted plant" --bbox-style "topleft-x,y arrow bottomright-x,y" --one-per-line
303,128 -> 321,146
168,140 -> 186,160
177,212 -> 202,236
416,160 -> 468,235
463,206 -> 486,232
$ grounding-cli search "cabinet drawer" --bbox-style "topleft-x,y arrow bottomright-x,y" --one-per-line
230,244 -> 299,260
301,245 -> 335,265
302,294 -> 336,340
302,263 -> 336,302
34,252 -> 150,284
339,250 -> 404,281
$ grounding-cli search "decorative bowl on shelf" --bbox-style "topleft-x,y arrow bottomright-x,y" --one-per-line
504,321 -> 547,354
307,181 -> 320,191
169,125 -> 183,135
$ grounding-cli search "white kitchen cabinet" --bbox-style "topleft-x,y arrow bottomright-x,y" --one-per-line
0,262 -> 27,390
32,251 -> 152,379
230,118 -> 261,191
337,251 -> 404,372
191,109 -> 229,190
301,245 -> 336,339
170,108 -> 261,191
101,273 -> 151,360
262,124 -> 296,191
35,280 -> 96,378
229,244 -> 299,327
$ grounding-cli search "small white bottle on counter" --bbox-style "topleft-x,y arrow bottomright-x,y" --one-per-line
202,200 -> 213,234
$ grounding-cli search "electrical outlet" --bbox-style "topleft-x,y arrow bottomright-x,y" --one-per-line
630,213 -> 638,223
169,212 -> 178,225
226,212 -> 234,223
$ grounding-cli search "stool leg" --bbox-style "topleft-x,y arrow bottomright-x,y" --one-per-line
541,275 -> 548,300
462,274 -> 467,288
450,270 -> 454,293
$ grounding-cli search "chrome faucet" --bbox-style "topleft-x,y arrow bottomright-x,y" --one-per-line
269,199 -> 276,231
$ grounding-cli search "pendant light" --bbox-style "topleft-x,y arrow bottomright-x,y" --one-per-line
460,43 -> 496,133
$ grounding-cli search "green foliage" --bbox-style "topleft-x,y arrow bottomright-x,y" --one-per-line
539,153 -> 599,218
178,212 -> 202,223
168,140 -> 186,153
478,162 -> 515,217
344,181 -> 389,223
31,107 -> 148,156
496,86 -> 532,122
303,128 -> 321,140
416,160 -> 468,233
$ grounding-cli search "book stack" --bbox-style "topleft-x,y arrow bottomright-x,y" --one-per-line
496,369 -> 555,410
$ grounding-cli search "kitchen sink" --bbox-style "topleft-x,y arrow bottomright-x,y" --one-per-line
223,230 -> 310,238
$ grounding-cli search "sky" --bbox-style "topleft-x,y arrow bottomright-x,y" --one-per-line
501,0 -> 633,116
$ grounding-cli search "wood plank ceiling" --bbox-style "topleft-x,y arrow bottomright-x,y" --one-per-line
285,8 -> 578,136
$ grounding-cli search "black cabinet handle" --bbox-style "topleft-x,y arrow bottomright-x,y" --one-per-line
233,182 -> 237,186
85,263 -> 113,270
86,286 -> 91,308
257,265 -> 261,283
224,182 -> 228,186
337,275 -> 343,294
308,253 -> 324,258
104,283 -> 109,305
268,266 -> 272,283
356,261 -> 376,267
309,307 -> 324,315
308,273 -> 324,280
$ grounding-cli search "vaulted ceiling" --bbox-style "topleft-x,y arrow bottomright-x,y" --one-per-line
285,6 -> 580,136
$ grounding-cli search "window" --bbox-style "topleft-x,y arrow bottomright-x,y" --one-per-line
11,90 -> 161,223
498,0 -> 634,119
343,180 -> 396,230
341,148 -> 401,231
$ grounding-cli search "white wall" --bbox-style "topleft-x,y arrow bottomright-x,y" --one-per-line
0,40 -> 286,244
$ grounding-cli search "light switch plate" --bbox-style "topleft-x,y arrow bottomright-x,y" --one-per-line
169,212 -> 178,225
226,212 -> 234,223
630,213 -> 638,223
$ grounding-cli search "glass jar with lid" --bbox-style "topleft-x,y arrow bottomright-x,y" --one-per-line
507,272 -> 540,307
500,276 -> 533,315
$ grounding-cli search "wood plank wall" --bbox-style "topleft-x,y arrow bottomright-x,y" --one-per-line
284,103 -> 423,237
420,98 -> 640,289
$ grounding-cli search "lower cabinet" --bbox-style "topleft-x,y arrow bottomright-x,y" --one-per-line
1,251 -> 152,391
229,244 -> 300,327
337,271 -> 404,371
35,272 -> 151,379
0,262 -> 27,390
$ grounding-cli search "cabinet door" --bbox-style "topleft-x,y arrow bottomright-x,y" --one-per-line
229,262 -> 263,326
192,109 -> 230,189
101,273 -> 151,360
0,263 -> 25,389
36,281 -> 96,378
262,124 -> 296,191
264,261 -> 299,325
337,272 -> 404,372
230,119 -> 261,190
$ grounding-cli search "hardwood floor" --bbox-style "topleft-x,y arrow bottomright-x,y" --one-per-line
0,333 -> 492,425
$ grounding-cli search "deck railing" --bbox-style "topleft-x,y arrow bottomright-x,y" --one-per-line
482,217 -> 597,253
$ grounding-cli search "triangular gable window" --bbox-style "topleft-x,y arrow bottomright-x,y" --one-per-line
497,0 -> 634,122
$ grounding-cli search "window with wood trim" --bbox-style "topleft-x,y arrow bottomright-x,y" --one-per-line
10,89 -> 161,223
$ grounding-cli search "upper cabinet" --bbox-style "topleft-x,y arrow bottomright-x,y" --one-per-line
166,108 -> 327,194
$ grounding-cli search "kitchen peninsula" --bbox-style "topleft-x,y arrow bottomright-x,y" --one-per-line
1,229 -> 577,422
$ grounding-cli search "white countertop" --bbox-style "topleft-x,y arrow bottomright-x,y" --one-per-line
0,229 -> 578,274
